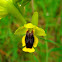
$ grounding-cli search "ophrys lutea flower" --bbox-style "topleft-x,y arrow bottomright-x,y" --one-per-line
15,23 -> 46,53
14,12 -> 46,53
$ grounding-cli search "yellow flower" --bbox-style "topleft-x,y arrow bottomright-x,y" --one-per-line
14,23 -> 46,53
0,0 -> 13,8
0,0 -> 13,18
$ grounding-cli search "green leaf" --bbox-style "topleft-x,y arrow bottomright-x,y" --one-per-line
38,37 -> 61,47
25,61 -> 31,62
33,55 -> 38,62
21,0 -> 31,6
31,12 -> 38,26
13,0 -> 21,3
48,47 -> 62,55
60,10 -> 62,36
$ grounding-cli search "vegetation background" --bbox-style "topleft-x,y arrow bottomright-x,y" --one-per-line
0,0 -> 62,62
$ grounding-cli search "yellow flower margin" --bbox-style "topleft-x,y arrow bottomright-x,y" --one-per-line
14,23 -> 46,53
22,35 -> 38,53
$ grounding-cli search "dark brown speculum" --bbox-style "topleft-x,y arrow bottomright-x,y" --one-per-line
25,30 -> 34,48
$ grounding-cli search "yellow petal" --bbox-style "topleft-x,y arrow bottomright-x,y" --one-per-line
22,36 -> 26,46
24,23 -> 35,28
22,47 -> 35,53
34,27 -> 46,36
14,26 -> 28,35
33,36 -> 38,47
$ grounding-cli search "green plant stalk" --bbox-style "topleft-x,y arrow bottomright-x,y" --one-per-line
7,3 -> 26,25
45,38 -> 48,62
45,37 -> 48,62
45,17 -> 49,62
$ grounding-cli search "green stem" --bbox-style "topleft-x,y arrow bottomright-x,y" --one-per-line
45,16 -> 49,62
7,3 -> 26,25
45,37 -> 48,62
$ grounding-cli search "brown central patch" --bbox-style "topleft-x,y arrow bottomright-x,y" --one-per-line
25,30 -> 34,48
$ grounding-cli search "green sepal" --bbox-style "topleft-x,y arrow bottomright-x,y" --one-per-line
34,27 -> 46,36
14,26 -> 27,35
31,12 -> 38,26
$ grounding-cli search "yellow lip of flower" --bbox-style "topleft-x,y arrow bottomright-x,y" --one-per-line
14,23 -> 46,53
22,35 -> 38,53
22,47 -> 35,53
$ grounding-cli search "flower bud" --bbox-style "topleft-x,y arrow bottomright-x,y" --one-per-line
0,0 -> 13,8
0,6 -> 8,18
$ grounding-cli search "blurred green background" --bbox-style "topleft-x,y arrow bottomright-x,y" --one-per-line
0,0 -> 62,62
